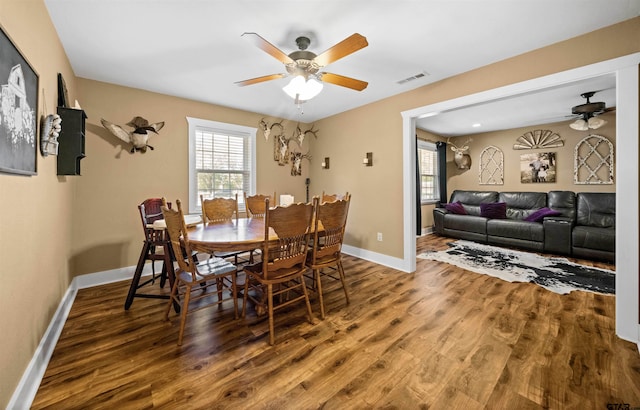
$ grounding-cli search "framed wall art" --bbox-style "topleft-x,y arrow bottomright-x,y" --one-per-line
520,152 -> 556,183
0,24 -> 39,175
574,134 -> 614,185
479,145 -> 504,185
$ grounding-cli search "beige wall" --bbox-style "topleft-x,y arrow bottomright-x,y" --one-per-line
445,112 -> 617,194
74,79 -> 312,275
0,0 -> 78,406
310,17 -> 638,258
1,2 -> 638,406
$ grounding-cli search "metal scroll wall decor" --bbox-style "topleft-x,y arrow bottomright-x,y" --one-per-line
479,145 -> 504,185
573,134 -> 614,185
259,118 -> 318,176
513,129 -> 564,150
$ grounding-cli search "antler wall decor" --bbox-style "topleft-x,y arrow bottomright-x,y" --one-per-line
290,150 -> 312,176
294,123 -> 319,146
447,137 -> 472,169
259,118 -> 284,141
259,118 -> 319,175
274,134 -> 295,165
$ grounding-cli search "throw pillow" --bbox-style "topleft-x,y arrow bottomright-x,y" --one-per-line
480,202 -> 507,219
524,207 -> 562,223
444,201 -> 467,215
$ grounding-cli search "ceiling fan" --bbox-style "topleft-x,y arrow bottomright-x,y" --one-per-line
568,91 -> 614,130
234,32 -> 369,103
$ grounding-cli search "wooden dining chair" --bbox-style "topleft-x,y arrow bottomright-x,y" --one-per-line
200,194 -> 249,265
243,191 -> 276,264
306,193 -> 351,319
321,191 -> 349,204
201,194 -> 238,223
162,198 -> 238,346
244,192 -> 276,218
242,198 -> 317,345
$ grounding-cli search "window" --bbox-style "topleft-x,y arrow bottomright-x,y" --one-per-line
187,117 -> 256,214
418,140 -> 439,203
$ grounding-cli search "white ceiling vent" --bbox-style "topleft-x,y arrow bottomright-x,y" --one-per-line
396,71 -> 429,85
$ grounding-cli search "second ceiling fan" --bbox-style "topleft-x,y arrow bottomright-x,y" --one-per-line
235,32 -> 368,102
568,91 -> 615,130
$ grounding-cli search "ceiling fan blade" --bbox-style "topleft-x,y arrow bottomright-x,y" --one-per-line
313,33 -> 368,67
320,72 -> 368,91
234,73 -> 286,87
241,32 -> 294,65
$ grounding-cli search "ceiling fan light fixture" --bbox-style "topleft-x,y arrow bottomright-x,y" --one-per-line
569,118 -> 589,131
588,116 -> 607,129
283,75 -> 323,101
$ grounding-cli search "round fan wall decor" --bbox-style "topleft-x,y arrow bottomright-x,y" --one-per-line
513,129 -> 564,150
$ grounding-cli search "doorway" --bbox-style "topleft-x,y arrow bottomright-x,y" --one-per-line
402,53 -> 640,344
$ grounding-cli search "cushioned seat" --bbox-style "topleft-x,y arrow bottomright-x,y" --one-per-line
487,219 -> 544,251
487,219 -> 544,242
572,226 -> 615,252
571,192 -> 615,262
444,214 -> 487,234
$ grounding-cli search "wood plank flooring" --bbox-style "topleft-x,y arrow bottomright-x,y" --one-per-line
32,235 -> 640,409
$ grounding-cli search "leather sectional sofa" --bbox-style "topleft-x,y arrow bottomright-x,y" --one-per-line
433,190 -> 615,262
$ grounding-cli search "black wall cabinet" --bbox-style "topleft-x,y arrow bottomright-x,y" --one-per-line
57,107 -> 86,175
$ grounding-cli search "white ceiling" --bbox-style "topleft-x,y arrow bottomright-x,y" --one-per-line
417,73 -> 618,136
44,0 -> 639,127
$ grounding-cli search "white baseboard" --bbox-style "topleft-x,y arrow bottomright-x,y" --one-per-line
8,246 -> 396,408
6,284 -> 77,410
341,244 -> 407,272
419,226 -> 434,236
7,262 -> 158,409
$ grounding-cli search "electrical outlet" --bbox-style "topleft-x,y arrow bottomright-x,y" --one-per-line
377,232 -> 383,241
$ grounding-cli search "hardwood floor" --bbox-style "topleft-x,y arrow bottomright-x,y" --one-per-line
32,235 -> 639,409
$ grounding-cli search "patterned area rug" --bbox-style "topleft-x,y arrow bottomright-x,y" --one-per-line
418,240 -> 615,295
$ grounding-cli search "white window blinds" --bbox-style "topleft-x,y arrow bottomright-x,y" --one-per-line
187,117 -> 256,213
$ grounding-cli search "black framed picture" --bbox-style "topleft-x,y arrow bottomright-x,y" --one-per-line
0,24 -> 38,175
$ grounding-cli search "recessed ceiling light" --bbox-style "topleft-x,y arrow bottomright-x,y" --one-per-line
472,123 -> 482,127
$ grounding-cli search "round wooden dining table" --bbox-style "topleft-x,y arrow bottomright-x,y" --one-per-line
186,217 -> 274,254
186,217 -> 323,254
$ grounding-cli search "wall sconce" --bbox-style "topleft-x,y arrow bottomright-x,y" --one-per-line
321,157 -> 330,169
363,152 -> 373,166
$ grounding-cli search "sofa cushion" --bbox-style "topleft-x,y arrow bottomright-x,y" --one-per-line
487,219 -> 544,242
498,192 -> 547,220
450,190 -> 498,216
444,214 -> 488,234
572,226 -> 615,253
524,207 -> 561,222
548,191 -> 576,219
480,202 -> 506,219
444,201 -> 467,215
576,193 -> 615,228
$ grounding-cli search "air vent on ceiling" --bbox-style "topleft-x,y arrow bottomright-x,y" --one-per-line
397,71 -> 429,85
